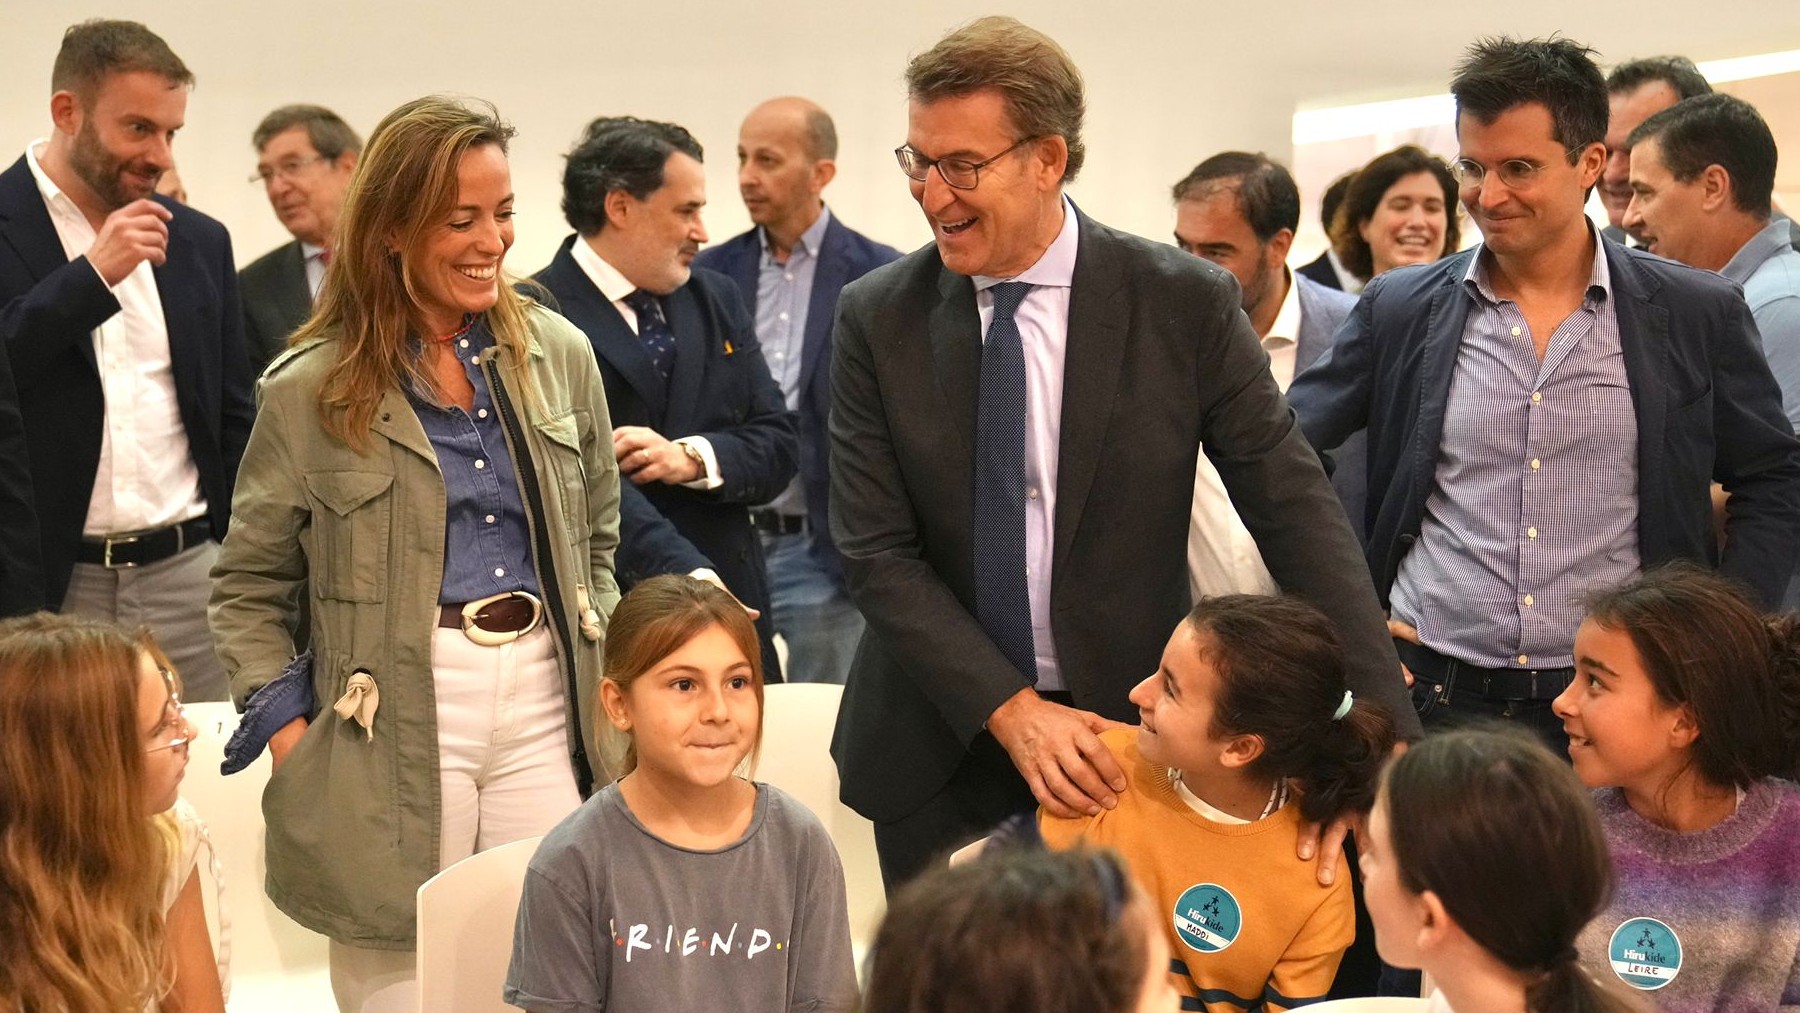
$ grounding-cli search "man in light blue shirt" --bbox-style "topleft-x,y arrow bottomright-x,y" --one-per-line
694,98 -> 900,684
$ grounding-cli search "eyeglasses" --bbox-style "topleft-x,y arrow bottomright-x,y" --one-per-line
894,136 -> 1038,190
1450,150 -> 1577,191
146,664 -> 190,753
249,154 -> 331,185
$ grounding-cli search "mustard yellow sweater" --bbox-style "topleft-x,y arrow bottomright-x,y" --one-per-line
1040,729 -> 1353,1011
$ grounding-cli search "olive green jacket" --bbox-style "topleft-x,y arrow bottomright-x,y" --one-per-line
209,303 -> 621,948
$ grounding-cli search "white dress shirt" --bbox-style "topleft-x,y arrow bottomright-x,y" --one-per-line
302,241 -> 327,299
971,197 -> 1079,692
26,141 -> 205,535
1186,270 -> 1306,600
569,236 -> 720,490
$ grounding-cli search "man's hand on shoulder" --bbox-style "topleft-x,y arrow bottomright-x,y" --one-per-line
986,688 -> 1130,819
87,199 -> 172,287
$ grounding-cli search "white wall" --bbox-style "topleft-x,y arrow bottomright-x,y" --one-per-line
5,1 -> 1798,274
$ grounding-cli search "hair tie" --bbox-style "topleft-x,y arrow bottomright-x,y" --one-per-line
1331,690 -> 1354,721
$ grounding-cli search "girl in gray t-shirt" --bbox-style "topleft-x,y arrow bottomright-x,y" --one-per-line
505,575 -> 857,1012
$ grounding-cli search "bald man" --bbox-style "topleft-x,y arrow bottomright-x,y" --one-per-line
694,97 -> 900,684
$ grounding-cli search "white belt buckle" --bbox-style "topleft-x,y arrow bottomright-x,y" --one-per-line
460,590 -> 543,647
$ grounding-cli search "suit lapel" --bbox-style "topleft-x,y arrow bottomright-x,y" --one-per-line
723,233 -> 760,315
929,266 -> 981,459
801,218 -> 851,402
544,245 -> 669,421
278,241 -> 313,323
1052,216 -> 1128,570
1411,260 -> 1472,508
1609,250 -> 1669,519
0,157 -> 98,375
662,285 -> 708,434
1293,278 -> 1326,374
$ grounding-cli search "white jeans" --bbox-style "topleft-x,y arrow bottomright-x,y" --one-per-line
329,623 -> 580,1013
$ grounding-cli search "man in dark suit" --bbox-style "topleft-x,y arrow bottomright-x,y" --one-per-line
694,97 -> 901,685
534,116 -> 798,679
1295,170 -> 1358,293
1290,37 -> 1800,751
0,19 -> 255,699
1171,151 -> 1364,583
238,104 -> 360,375
830,16 -> 1415,889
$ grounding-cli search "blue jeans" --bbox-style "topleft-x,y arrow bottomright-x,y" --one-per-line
761,531 -> 864,684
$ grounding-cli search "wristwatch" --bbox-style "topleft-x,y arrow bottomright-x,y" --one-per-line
678,441 -> 706,478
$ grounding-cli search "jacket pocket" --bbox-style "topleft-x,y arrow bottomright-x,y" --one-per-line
533,411 -> 590,546
304,470 -> 394,602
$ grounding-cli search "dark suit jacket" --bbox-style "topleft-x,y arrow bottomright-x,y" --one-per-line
0,155 -> 255,610
693,212 -> 901,581
1296,250 -> 1343,292
1292,274 -> 1364,542
534,236 -> 800,673
828,209 -> 1419,823
238,239 -> 312,376
1288,240 -> 1800,610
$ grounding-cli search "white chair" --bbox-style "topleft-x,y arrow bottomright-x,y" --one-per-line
753,684 -> 885,966
1302,998 -> 1432,1011
415,834 -> 544,1013
180,701 -> 335,1011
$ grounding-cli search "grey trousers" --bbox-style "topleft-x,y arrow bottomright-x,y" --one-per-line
61,539 -> 228,701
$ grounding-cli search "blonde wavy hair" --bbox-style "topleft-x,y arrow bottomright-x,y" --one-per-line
0,614 -> 167,1013
297,94 -> 539,452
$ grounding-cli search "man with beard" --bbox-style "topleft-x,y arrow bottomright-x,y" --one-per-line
534,116 -> 798,680
0,19 -> 254,699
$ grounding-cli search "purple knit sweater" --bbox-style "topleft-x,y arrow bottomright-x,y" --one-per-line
1577,779 -> 1800,1012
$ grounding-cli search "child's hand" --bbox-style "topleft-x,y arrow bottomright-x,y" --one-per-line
987,689 -> 1130,819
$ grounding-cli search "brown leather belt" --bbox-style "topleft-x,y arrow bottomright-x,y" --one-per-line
439,593 -> 540,634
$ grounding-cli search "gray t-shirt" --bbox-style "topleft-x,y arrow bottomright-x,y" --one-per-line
504,781 -> 857,1013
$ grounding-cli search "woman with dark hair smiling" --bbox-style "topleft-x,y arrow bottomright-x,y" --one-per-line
1331,145 -> 1460,282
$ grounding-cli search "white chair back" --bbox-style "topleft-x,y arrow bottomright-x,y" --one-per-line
415,834 -> 544,1013
180,701 -> 334,1011
753,683 -> 885,962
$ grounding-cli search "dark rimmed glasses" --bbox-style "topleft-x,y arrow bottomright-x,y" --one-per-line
894,136 -> 1039,190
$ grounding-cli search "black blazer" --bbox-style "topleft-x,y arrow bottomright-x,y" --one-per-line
0,155 -> 255,609
534,237 -> 799,673
827,209 -> 1417,823
1289,240 -> 1800,609
238,239 -> 312,376
693,213 -> 901,581
1295,249 -> 1343,292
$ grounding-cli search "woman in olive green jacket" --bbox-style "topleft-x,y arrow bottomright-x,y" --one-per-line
208,97 -> 620,1009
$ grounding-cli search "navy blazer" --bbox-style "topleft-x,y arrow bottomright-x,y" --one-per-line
693,212 -> 901,578
238,239 -> 312,376
1295,249 -> 1344,292
0,155 -> 255,610
1289,240 -> 1800,609
533,236 -> 799,673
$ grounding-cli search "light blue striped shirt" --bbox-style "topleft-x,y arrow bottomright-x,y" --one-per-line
754,207 -> 832,518
1391,235 -> 1638,668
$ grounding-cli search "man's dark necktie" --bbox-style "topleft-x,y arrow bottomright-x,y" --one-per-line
973,281 -> 1037,682
624,289 -> 676,383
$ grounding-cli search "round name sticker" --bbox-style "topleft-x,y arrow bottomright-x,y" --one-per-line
1608,917 -> 1682,990
1172,883 -> 1243,954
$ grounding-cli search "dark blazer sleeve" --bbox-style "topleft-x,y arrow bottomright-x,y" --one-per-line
0,256 -> 118,384
1709,292 -> 1800,604
691,281 -> 798,506
614,479 -> 714,586
0,349 -> 42,615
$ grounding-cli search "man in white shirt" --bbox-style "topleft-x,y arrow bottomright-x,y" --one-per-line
0,19 -> 254,699
238,104 -> 360,374
1172,152 -> 1364,598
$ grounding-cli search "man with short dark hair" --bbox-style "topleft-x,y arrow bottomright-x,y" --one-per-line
0,19 -> 254,698
1291,37 -> 1800,749
534,116 -> 798,680
1600,56 -> 1711,244
1172,151 -> 1365,588
693,97 -> 900,685
239,104 -> 361,373
832,16 -> 1414,893
1296,170 -> 1359,292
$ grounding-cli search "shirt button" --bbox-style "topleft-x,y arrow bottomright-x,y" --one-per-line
485,514 -> 496,524
1518,654 -> 1531,666
1027,488 -> 1040,500
1531,391 -> 1543,404
475,460 -> 486,470
1524,594 -> 1535,607
459,338 -> 469,348
477,409 -> 488,418
784,273 -> 794,281
1530,458 -> 1541,470
778,312 -> 789,321
494,567 -> 505,578
1527,526 -> 1538,539
1511,326 -> 1522,337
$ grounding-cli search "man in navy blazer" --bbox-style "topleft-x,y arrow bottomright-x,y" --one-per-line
1289,37 -> 1800,749
534,116 -> 798,679
694,97 -> 901,684
0,21 -> 254,698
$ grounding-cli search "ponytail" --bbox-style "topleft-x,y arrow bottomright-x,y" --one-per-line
1185,595 -> 1396,827
1525,955 -> 1646,1013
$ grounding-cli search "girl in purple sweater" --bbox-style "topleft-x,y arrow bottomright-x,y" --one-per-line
1552,565 -> 1800,1012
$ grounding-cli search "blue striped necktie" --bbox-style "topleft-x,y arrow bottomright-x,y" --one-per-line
973,281 -> 1037,682
624,289 -> 676,383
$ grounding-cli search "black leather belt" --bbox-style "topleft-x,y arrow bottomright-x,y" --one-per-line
77,517 -> 213,569
749,510 -> 807,536
1397,639 -> 1574,701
